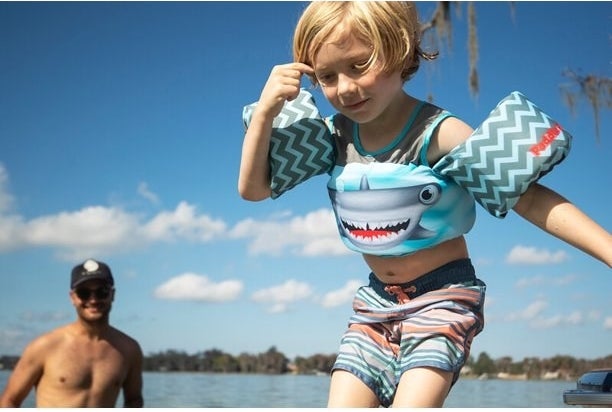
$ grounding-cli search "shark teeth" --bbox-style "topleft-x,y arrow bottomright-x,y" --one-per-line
341,219 -> 410,231
341,218 -> 411,245
348,227 -> 407,244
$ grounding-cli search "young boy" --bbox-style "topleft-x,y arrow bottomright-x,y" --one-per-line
239,2 -> 612,407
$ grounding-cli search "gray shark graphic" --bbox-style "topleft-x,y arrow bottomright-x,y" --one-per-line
328,174 -> 441,252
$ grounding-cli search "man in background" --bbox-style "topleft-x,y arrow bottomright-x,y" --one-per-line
0,259 -> 143,407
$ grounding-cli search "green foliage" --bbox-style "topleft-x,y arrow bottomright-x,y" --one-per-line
2,351 -> 609,378
464,352 -> 612,379
142,346 -> 294,374
471,352 -> 496,375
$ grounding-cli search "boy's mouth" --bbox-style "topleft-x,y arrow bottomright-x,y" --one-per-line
343,99 -> 368,110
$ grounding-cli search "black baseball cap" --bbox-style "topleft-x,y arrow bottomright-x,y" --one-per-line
71,259 -> 114,289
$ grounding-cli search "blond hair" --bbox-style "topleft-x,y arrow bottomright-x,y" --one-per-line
293,1 -> 437,84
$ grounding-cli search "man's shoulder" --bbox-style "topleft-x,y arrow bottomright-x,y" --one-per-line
30,324 -> 71,345
109,327 -> 142,355
18,324 -> 71,362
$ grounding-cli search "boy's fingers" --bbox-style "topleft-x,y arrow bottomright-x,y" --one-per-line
276,62 -> 313,76
292,62 -> 314,75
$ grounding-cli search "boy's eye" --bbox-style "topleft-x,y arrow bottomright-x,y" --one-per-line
351,61 -> 369,73
316,73 -> 336,85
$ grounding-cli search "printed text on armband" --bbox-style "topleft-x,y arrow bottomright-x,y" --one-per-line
529,123 -> 563,156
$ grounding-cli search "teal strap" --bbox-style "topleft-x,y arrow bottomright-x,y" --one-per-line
419,110 -> 455,166
353,101 -> 426,156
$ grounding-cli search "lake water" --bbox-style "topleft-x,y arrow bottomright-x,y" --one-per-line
0,370 -> 578,407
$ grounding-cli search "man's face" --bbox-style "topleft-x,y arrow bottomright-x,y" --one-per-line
70,279 -> 115,322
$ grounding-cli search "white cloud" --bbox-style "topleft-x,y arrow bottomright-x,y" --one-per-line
25,206 -> 141,248
19,311 -> 70,323
154,273 -> 243,302
515,274 -> 579,289
230,208 -> 348,257
529,314 -> 563,329
506,245 -> 569,265
251,279 -> 313,313
0,167 -> 348,261
522,299 -> 549,319
268,303 -> 290,314
530,311 -> 584,329
505,298 -> 591,329
553,274 -> 579,286
0,214 -> 25,251
604,317 -> 612,330
320,280 -> 361,308
515,275 -> 546,289
505,299 -> 548,321
566,310 -> 583,324
137,182 -> 160,205
0,167 -> 227,259
0,196 -> 226,260
587,310 -> 601,321
142,201 -> 226,242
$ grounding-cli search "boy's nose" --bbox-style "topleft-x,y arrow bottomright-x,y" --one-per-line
337,73 -> 358,96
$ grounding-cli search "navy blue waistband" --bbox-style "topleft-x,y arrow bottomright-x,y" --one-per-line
368,258 -> 476,303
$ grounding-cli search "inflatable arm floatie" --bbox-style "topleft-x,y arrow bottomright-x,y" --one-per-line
243,90 -> 572,212
242,89 -> 335,199
432,91 -> 572,218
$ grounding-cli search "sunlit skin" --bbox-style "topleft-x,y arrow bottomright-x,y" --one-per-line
0,279 -> 144,407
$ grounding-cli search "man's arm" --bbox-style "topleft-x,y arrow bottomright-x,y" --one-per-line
513,183 -> 612,267
122,341 -> 144,407
0,339 -> 45,407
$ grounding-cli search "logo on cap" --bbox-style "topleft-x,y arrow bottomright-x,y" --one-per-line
71,259 -> 114,289
83,259 -> 100,273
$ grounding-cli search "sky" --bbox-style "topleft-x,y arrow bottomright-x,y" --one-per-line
0,2 -> 610,363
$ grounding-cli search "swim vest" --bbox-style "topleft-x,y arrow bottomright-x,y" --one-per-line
326,102 -> 476,257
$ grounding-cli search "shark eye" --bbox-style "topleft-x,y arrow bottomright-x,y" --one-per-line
419,184 -> 441,205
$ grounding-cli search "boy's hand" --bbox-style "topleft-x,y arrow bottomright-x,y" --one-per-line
255,62 -> 314,119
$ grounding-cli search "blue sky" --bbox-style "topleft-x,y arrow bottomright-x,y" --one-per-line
0,2 -> 610,362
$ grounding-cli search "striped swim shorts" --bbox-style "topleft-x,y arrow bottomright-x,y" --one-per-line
332,259 -> 486,407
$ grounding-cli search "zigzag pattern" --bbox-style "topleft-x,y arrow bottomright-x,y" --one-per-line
435,91 -> 572,217
242,89 -> 334,198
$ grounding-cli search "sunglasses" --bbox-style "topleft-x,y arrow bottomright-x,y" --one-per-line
74,286 -> 112,301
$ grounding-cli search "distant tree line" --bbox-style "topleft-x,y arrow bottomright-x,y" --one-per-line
466,352 -> 612,380
141,347 -> 303,374
140,346 -> 336,375
1,349 -> 609,379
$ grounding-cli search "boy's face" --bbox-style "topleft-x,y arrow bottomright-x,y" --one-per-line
313,30 -> 404,125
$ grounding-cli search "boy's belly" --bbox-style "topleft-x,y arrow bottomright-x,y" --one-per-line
363,236 -> 469,284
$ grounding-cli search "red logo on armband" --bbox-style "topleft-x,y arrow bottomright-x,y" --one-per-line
530,123 -> 563,156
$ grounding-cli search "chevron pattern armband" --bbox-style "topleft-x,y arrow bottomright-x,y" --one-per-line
433,91 -> 572,218
243,89 -> 335,199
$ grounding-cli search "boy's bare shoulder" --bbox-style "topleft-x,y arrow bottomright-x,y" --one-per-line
429,116 -> 474,162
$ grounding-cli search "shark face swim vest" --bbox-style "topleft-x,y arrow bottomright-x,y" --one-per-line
243,89 -> 570,255
326,102 -> 476,257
